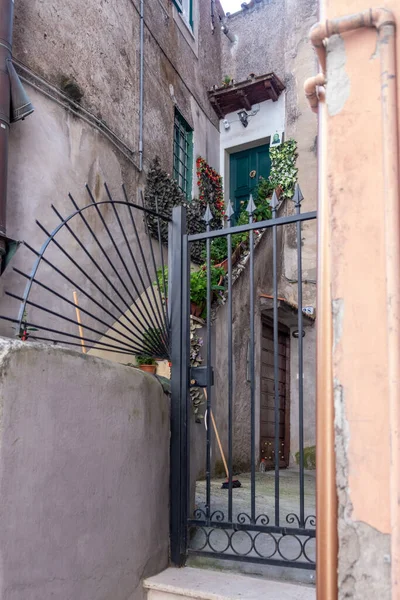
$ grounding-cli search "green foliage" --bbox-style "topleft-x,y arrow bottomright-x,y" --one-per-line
190,318 -> 205,421
253,177 -> 273,222
144,157 -> 223,264
295,445 -> 316,470
155,264 -> 225,310
135,354 -> 157,366
231,208 -> 251,247
269,139 -> 298,199
189,265 -> 226,306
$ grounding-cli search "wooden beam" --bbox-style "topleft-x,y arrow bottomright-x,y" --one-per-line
209,95 -> 224,119
238,90 -> 252,111
265,80 -> 278,102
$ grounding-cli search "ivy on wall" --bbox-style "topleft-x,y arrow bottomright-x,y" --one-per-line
144,157 -> 224,264
269,139 -> 298,200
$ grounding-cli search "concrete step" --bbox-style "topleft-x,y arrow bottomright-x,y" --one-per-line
143,567 -> 316,600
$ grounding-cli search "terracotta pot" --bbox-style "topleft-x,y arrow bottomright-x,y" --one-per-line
138,364 -> 157,375
275,185 -> 283,199
190,302 -> 205,318
216,257 -> 229,273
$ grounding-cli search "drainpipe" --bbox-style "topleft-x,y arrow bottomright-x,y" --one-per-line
221,24 -> 236,43
0,0 -> 14,258
306,8 -> 400,600
0,0 -> 34,262
139,0 -> 144,171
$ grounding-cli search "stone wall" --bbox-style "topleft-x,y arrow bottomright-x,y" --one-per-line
0,339 -> 169,600
0,0 -> 223,337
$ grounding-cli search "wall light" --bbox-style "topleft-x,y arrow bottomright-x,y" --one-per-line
238,110 -> 249,128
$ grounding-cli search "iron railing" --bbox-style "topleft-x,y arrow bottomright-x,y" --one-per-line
169,185 -> 317,569
0,184 -> 171,359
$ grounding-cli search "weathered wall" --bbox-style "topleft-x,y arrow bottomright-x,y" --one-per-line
221,0 -> 318,310
316,0 -> 400,595
0,338 -> 169,600
211,202 -> 315,469
0,0 -> 223,338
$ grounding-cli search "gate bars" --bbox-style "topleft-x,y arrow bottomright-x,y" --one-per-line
169,185 -> 317,569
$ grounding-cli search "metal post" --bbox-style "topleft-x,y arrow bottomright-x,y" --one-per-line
169,205 -> 189,566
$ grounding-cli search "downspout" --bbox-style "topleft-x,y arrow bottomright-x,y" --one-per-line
306,8 -> 399,600
139,0 -> 144,171
0,0 -> 14,259
0,0 -> 33,264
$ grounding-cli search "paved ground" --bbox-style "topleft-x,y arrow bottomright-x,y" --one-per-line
189,468 -> 316,585
195,469 -> 316,525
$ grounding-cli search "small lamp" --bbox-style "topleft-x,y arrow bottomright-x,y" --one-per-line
238,110 -> 249,128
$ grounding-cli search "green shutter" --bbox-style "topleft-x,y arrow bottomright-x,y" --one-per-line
173,110 -> 193,200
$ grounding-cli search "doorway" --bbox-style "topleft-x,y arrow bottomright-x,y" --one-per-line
260,318 -> 290,469
229,143 -> 271,218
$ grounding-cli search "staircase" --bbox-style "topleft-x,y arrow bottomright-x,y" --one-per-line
144,567 -> 316,600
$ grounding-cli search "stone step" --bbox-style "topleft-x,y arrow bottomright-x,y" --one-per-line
143,567 -> 316,600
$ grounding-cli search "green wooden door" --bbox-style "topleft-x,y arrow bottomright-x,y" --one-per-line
229,145 -> 271,218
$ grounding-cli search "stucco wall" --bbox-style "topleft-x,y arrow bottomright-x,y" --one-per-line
0,339 -> 169,600
316,0 -> 400,595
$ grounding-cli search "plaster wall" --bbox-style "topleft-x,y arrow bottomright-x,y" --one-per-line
219,96 -> 285,201
317,0 -> 400,595
0,338 -> 169,600
0,0 -> 223,338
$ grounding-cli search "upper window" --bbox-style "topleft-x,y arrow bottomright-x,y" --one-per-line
173,110 -> 193,199
172,0 -> 193,29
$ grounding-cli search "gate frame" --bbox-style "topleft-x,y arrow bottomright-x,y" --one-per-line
169,198 -> 317,569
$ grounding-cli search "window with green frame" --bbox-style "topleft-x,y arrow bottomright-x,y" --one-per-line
173,110 -> 193,199
172,0 -> 194,29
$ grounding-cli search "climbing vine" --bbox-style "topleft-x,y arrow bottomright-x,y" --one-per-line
269,139 -> 298,200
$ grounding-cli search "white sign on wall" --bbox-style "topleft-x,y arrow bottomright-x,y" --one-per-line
270,131 -> 284,147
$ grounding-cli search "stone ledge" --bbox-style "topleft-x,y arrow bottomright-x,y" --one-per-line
143,567 -> 316,600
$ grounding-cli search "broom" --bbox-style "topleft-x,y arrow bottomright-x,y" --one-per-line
204,388 -> 241,489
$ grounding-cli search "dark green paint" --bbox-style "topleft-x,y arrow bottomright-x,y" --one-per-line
229,144 -> 271,217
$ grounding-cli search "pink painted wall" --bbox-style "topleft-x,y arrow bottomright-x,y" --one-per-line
316,1 -> 400,596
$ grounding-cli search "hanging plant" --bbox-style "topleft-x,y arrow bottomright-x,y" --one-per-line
144,157 -> 223,264
196,157 -> 224,226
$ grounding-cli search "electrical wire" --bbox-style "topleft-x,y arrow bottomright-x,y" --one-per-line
14,60 -> 139,169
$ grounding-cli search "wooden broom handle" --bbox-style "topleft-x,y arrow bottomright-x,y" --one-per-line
73,291 -> 87,354
204,388 -> 229,479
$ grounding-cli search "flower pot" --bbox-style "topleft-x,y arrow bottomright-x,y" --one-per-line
216,257 -> 229,273
275,185 -> 283,199
190,302 -> 205,318
138,364 -> 157,375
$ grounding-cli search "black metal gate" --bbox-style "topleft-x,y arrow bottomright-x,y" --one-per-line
169,186 -> 317,570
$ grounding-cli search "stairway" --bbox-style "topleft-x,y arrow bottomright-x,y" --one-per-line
144,567 -> 316,600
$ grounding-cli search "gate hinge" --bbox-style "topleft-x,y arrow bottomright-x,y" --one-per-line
189,366 -> 214,388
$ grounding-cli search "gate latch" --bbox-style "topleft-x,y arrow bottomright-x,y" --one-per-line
190,366 -> 214,388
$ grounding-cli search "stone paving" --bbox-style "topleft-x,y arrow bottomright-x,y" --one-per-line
189,468 -> 316,585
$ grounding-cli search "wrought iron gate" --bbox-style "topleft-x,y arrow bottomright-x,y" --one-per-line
169,186 -> 317,570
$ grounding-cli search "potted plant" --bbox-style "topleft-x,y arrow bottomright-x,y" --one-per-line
222,75 -> 232,87
190,265 -> 225,317
136,354 -> 157,375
